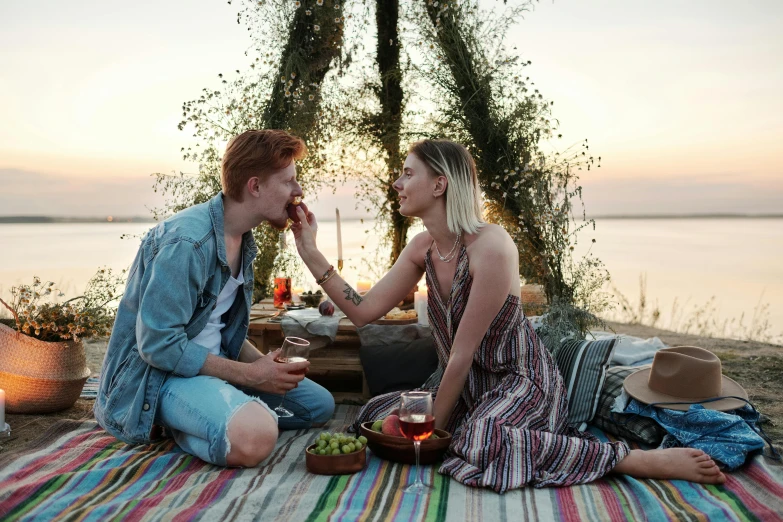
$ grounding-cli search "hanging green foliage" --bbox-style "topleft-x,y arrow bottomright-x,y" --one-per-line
153,0 -> 346,300
153,0 -> 612,337
408,0 -> 612,336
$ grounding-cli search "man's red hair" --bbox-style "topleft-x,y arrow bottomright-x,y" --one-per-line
221,129 -> 307,200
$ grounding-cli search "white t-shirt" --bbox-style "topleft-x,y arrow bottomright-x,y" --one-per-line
191,270 -> 244,356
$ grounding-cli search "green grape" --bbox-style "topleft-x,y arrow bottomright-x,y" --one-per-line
371,420 -> 383,432
430,433 -> 439,439
341,445 -> 351,454
331,448 -> 341,456
348,443 -> 356,452
330,441 -> 339,450
318,449 -> 326,455
358,436 -> 368,445
317,440 -> 327,449
320,432 -> 331,441
355,442 -> 363,451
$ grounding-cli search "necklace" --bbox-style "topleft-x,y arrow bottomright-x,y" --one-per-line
435,232 -> 462,263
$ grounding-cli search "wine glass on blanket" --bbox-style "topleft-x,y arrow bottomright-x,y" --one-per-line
399,391 -> 434,494
273,336 -> 310,418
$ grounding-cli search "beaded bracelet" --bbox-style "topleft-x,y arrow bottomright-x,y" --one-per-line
316,265 -> 335,286
319,269 -> 338,286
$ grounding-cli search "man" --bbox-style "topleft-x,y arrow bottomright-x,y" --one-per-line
95,129 -> 334,466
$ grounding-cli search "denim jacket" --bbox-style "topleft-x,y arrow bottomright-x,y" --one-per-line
94,193 -> 257,444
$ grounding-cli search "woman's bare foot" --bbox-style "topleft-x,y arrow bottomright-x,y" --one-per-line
613,448 -> 726,484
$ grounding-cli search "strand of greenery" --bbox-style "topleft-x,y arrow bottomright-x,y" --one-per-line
413,0 -> 612,336
153,0 -> 346,300
153,0 -> 613,338
373,0 -> 412,265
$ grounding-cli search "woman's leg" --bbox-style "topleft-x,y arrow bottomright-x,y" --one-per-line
156,375 -> 279,467
440,376 -> 628,492
245,377 -> 335,430
612,449 -> 726,483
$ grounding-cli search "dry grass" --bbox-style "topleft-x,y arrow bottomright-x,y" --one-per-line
608,275 -> 782,345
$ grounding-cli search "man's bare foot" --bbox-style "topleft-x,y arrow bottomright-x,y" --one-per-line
613,448 -> 726,484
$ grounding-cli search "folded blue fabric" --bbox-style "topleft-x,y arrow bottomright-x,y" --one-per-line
624,400 -> 766,470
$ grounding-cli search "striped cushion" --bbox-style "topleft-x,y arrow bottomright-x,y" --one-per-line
536,330 -> 559,354
551,338 -> 617,427
590,366 -> 666,445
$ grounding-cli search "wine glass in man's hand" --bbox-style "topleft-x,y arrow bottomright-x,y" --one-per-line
273,336 -> 311,418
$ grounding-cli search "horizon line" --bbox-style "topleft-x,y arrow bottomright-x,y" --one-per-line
1,212 -> 782,224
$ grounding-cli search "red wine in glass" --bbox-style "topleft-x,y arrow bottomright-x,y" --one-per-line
399,391 -> 434,494
399,414 -> 435,441
273,337 -> 310,418
274,356 -> 308,375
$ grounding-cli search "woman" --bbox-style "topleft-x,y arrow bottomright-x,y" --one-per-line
291,139 -> 726,493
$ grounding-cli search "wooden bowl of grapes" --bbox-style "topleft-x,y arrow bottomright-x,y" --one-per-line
359,421 -> 452,465
305,432 -> 367,475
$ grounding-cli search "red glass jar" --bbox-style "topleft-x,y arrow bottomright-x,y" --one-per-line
273,277 -> 293,309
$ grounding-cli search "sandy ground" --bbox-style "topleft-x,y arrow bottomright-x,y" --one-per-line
2,323 -> 781,455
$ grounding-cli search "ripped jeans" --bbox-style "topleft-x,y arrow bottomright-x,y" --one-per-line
155,374 -> 335,466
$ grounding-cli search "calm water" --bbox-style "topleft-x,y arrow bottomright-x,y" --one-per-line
574,218 -> 782,343
1,219 -> 781,343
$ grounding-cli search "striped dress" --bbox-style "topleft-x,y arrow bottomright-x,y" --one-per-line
355,245 -> 630,493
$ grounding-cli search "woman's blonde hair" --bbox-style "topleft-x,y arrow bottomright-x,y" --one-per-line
409,139 -> 485,235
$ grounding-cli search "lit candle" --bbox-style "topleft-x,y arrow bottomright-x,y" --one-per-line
356,280 -> 372,293
0,388 -> 5,428
292,287 -> 304,302
335,208 -> 343,272
414,287 -> 429,327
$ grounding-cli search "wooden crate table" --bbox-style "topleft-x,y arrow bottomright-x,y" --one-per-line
247,301 -> 370,402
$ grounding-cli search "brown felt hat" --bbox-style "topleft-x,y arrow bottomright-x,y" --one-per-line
623,346 -> 748,411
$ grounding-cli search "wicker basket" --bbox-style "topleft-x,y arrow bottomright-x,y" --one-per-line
0,323 -> 91,413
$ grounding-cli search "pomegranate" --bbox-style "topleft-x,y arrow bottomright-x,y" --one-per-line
319,300 -> 335,316
286,200 -> 309,223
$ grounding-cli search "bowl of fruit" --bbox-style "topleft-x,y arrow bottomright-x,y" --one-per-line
300,290 -> 324,308
305,432 -> 368,475
359,414 -> 451,465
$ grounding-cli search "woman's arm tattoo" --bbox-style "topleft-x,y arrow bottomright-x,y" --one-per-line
343,284 -> 363,306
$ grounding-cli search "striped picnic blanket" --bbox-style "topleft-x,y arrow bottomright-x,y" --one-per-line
79,375 -> 100,399
1,405 -> 781,521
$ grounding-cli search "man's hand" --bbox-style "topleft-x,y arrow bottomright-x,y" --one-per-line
243,348 -> 310,394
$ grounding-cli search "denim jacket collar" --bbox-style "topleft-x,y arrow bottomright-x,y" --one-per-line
208,193 -> 229,269
208,192 -> 258,269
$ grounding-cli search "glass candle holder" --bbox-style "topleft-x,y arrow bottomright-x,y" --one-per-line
273,277 -> 293,309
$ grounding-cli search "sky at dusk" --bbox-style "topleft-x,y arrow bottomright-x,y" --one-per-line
1,0 -> 781,219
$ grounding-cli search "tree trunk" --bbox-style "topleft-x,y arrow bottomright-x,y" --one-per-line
375,0 -> 411,266
422,2 -> 563,300
263,3 -> 344,136
254,3 -> 345,299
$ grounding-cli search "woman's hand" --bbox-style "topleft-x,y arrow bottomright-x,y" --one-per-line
290,205 -> 318,257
